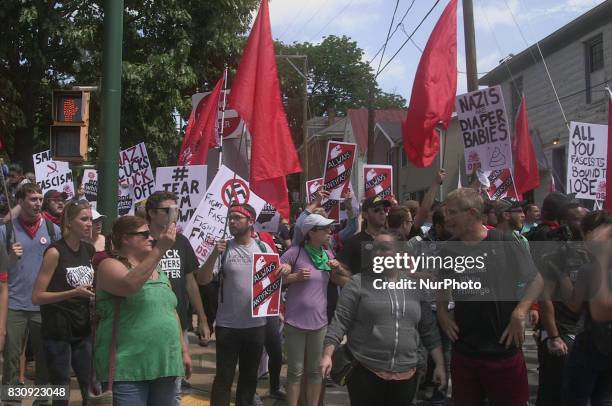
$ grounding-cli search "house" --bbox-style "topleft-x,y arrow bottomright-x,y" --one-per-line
478,0 -> 612,203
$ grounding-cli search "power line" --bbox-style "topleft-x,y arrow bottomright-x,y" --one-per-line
288,2 -> 328,43
368,0 -> 417,65
375,0 -> 401,77
308,0 -> 357,42
375,0 -> 443,78
278,2 -> 309,39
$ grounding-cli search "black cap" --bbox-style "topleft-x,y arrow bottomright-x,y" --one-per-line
363,196 -> 392,211
496,197 -> 525,214
542,192 -> 573,221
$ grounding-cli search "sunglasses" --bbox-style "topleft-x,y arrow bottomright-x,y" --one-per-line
156,207 -> 171,213
312,225 -> 332,232
127,230 -> 151,239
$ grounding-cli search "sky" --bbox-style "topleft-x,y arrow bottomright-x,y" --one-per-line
267,0 -> 606,103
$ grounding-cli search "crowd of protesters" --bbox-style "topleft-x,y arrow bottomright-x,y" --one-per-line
0,163 -> 611,406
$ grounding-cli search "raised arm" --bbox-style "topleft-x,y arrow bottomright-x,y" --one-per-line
414,169 -> 446,229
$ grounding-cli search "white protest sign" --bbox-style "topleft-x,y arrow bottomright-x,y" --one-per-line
117,184 -> 135,216
251,253 -> 282,317
255,203 -> 281,232
155,165 -> 208,233
184,165 -> 266,264
33,150 -> 75,198
118,143 -> 155,202
567,122 -> 608,200
192,90 -> 244,141
81,169 -> 98,209
456,86 -> 512,173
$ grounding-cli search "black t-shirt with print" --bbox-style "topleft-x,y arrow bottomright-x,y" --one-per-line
337,231 -> 375,274
155,233 -> 199,330
41,239 -> 95,340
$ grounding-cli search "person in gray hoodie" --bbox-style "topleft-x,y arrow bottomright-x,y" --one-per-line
321,230 -> 446,406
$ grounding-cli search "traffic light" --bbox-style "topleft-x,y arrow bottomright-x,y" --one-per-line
50,89 -> 91,162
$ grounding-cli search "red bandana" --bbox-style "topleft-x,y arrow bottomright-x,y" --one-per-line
229,206 -> 254,220
18,216 -> 43,239
43,211 -> 61,226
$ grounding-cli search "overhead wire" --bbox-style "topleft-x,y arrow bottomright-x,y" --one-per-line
375,0 -> 401,77
368,0 -> 417,65
308,0 -> 357,43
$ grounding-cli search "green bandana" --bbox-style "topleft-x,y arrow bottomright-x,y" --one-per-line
304,243 -> 331,272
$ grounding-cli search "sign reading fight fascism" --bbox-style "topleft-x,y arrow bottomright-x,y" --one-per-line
184,165 -> 266,264
33,150 -> 75,198
251,253 -> 282,317
155,165 -> 207,233
567,122 -> 607,200
456,86 -> 512,173
118,142 -> 155,202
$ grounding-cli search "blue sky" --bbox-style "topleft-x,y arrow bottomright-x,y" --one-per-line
268,0 -> 605,102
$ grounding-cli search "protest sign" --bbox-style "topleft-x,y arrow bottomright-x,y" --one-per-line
322,141 -> 357,200
33,150 -> 75,198
192,90 -> 244,141
184,165 -> 266,264
255,203 -> 281,232
305,177 -> 339,222
567,122 -> 608,200
251,253 -> 282,317
117,184 -> 135,216
364,164 -> 393,200
155,165 -> 207,232
118,143 -> 155,202
484,168 -> 518,200
306,178 -> 324,203
456,86 -> 512,173
81,169 -> 97,209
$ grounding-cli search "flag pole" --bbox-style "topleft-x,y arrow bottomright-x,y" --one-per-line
218,67 -> 229,170
0,163 -> 19,258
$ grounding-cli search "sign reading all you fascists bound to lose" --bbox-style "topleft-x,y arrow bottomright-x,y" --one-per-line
251,253 -> 282,317
567,121 -> 607,200
184,165 -> 266,264
155,165 -> 207,233
456,86 -> 512,173
33,150 -> 75,199
322,141 -> 357,201
118,143 -> 155,203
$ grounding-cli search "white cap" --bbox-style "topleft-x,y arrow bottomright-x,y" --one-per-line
91,208 -> 106,221
300,213 -> 334,235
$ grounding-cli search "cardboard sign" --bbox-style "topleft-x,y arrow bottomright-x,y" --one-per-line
117,184 -> 135,216
155,165 -> 208,233
184,165 -> 266,264
322,141 -> 357,200
567,122 -> 608,200
251,253 -> 282,317
306,178 -> 324,203
364,164 -> 393,200
81,169 -> 98,209
456,86 -> 512,173
118,143 -> 155,202
485,168 -> 517,200
305,178 -> 339,223
192,90 -> 244,141
33,150 -> 75,198
255,203 -> 281,232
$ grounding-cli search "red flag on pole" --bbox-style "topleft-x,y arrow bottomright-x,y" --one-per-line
228,0 -> 302,220
606,87 -> 612,211
512,95 -> 540,195
402,0 -> 457,168
178,75 -> 224,165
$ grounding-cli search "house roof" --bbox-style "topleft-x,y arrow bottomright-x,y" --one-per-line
479,0 -> 612,85
347,108 -> 407,154
377,121 -> 402,146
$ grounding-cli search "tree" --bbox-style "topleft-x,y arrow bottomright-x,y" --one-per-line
0,0 -> 259,169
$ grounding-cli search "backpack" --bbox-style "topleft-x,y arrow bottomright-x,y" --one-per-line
4,219 -> 58,252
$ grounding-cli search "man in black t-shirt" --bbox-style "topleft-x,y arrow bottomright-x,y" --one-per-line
436,188 -> 543,406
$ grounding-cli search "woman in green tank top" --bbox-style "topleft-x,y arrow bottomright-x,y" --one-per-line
95,216 -> 191,406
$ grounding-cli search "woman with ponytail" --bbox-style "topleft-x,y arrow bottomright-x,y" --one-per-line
32,199 -> 95,405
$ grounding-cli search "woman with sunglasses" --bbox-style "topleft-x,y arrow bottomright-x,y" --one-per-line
321,230 -> 446,406
32,199 -> 95,405
94,215 -> 191,406
280,213 -> 343,406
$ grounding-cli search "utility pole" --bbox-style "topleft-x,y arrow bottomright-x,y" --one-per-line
367,82 -> 376,164
98,0 -> 124,232
276,54 -> 308,193
463,0 -> 478,91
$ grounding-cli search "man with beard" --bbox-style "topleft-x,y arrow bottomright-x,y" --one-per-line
198,203 -> 290,406
42,190 -> 68,226
495,198 -> 528,250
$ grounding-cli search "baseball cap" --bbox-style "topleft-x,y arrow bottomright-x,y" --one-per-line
300,213 -> 335,235
496,198 -> 525,214
44,190 -> 68,200
542,192 -> 574,220
91,208 -> 106,221
363,196 -> 392,211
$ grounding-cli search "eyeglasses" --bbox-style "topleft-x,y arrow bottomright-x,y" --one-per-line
371,207 -> 387,214
156,207 -> 171,213
312,225 -> 332,232
228,214 -> 248,222
127,230 -> 151,239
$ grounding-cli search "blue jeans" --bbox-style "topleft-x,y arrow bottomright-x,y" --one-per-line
43,336 -> 92,406
563,331 -> 612,406
107,377 -> 178,406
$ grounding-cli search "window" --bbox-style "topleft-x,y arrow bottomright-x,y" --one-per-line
552,146 -> 566,192
585,34 -> 604,103
589,37 -> 604,73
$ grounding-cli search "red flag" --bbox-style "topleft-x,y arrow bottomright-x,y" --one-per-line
402,0 -> 457,168
228,0 -> 302,220
512,95 -> 540,195
606,87 -> 612,211
178,75 -> 224,165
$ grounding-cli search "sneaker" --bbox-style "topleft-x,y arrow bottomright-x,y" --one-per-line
253,393 -> 265,406
269,386 -> 287,400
